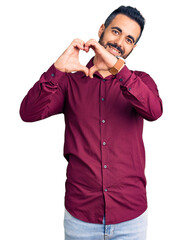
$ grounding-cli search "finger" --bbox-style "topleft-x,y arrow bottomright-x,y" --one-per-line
73,42 -> 84,50
79,66 -> 89,77
84,44 -> 90,52
85,39 -> 98,50
85,39 -> 102,54
72,39 -> 85,50
89,65 -> 98,78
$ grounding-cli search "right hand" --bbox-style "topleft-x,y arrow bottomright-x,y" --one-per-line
54,39 -> 89,76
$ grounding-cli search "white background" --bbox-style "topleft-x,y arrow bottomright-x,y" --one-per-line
0,0 -> 182,239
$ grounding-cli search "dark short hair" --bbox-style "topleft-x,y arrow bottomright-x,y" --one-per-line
104,6 -> 145,43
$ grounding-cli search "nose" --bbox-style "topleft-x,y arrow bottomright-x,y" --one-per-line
114,36 -> 125,53
115,35 -> 125,48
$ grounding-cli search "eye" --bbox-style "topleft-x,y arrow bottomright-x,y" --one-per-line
126,38 -> 133,45
112,30 -> 119,35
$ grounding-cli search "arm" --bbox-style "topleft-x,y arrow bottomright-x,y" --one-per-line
84,39 -> 163,121
19,64 -> 68,122
117,65 -> 163,121
20,39 -> 89,122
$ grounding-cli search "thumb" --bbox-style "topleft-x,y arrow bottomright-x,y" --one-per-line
89,65 -> 98,78
79,66 -> 89,77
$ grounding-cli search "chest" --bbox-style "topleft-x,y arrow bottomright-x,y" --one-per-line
64,76 -> 134,121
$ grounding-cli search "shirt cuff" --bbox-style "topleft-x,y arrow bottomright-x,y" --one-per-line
40,64 -> 67,84
116,65 -> 133,86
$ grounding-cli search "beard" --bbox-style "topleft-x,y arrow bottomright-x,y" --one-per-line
98,31 -> 133,59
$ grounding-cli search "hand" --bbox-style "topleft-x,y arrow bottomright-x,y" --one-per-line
85,39 -> 117,78
54,39 -> 89,76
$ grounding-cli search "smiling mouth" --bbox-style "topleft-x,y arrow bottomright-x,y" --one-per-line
108,45 -> 121,56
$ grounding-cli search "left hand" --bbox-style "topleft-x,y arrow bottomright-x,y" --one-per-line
85,39 -> 117,78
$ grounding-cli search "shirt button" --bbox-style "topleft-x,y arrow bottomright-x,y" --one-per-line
51,73 -> 55,77
129,88 -> 131,91
104,165 -> 107,168
101,97 -> 105,101
103,79 -> 106,82
105,189 -> 108,192
103,142 -> 106,146
102,120 -> 105,123
119,78 -> 123,82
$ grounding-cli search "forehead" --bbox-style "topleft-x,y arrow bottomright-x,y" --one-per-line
107,14 -> 141,40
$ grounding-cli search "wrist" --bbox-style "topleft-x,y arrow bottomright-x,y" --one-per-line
54,62 -> 67,72
109,56 -> 125,75
118,59 -> 125,72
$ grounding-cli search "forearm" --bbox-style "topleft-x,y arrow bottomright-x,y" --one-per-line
20,64 -> 67,122
117,65 -> 163,121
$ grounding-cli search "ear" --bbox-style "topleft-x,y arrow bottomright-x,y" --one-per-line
98,24 -> 105,38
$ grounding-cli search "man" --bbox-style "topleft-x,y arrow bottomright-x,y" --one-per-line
20,5 -> 163,240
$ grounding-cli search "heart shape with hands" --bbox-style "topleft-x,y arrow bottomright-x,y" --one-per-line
54,38 -> 118,78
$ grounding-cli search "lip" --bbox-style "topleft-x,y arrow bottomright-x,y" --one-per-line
108,45 -> 121,56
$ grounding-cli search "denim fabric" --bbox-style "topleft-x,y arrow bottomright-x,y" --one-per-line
64,208 -> 148,240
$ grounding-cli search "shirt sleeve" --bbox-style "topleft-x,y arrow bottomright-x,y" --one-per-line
19,64 -> 68,122
117,65 -> 163,121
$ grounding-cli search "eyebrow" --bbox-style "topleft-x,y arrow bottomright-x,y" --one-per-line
111,27 -> 135,43
111,27 -> 122,33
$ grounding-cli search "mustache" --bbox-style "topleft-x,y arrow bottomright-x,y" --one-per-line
106,42 -> 124,55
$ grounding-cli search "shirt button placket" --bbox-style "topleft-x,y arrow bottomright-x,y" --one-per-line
100,78 -> 109,199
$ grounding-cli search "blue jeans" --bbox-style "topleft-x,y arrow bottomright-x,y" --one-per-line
64,208 -> 148,240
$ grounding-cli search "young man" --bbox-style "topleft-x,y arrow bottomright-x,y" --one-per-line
20,6 -> 163,240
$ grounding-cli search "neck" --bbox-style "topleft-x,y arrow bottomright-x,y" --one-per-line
98,70 -> 112,78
